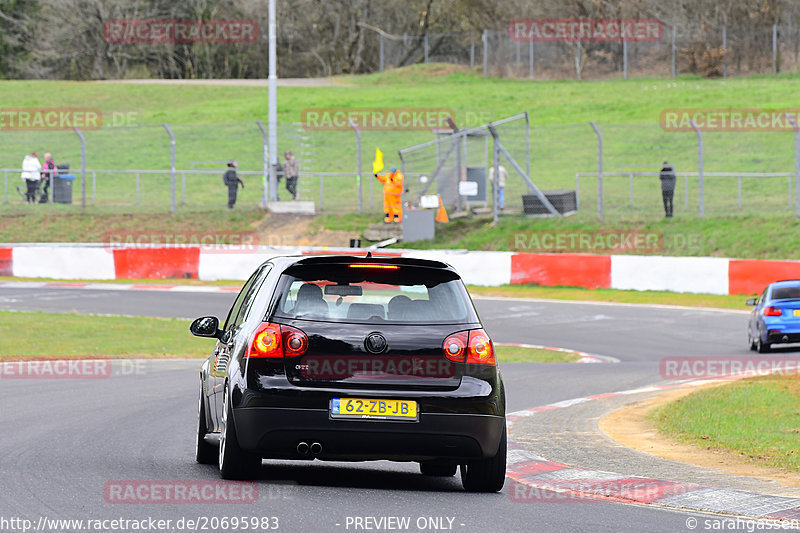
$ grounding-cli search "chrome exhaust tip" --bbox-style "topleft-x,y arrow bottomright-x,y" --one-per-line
297,442 -> 310,455
783,335 -> 789,342
310,442 -> 323,455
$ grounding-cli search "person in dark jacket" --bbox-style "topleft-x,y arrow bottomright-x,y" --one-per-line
40,152 -> 57,203
659,161 -> 676,218
223,161 -> 244,209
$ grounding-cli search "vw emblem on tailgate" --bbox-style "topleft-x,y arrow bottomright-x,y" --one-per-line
364,332 -> 388,354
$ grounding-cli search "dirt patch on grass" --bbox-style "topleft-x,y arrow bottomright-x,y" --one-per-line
599,384 -> 800,493
254,213 -> 357,247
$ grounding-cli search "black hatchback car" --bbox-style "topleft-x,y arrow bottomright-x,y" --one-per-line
190,254 -> 506,492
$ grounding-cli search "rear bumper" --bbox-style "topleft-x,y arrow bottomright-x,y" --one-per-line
765,331 -> 800,344
233,407 -> 505,462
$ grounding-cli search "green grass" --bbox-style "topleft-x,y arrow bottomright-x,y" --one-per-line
0,311 -> 209,357
650,375 -> 800,472
468,285 -> 750,310
495,344 -> 581,363
1,66 -> 800,214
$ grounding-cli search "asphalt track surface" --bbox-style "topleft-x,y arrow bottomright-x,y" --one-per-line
0,287 -> 772,533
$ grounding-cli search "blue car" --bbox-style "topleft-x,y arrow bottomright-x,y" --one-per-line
747,280 -> 800,352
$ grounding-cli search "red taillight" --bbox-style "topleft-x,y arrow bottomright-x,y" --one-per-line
282,325 -> 309,356
764,307 -> 783,316
443,331 -> 468,362
467,329 -> 496,365
442,329 -> 495,366
247,323 -> 308,358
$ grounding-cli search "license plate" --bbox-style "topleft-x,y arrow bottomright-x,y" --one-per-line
794,310 -> 800,317
330,398 -> 417,421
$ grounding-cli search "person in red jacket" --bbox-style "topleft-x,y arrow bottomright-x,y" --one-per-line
374,166 -> 404,223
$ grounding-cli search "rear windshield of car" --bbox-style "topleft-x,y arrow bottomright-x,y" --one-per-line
272,263 -> 478,324
772,286 -> 800,300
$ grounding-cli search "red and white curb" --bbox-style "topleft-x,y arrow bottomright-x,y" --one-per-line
0,281 -> 241,293
496,342 -> 619,364
505,381 -> 800,520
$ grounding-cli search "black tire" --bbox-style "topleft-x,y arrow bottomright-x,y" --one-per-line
196,380 -> 217,465
219,386 -> 261,480
748,331 -> 757,351
461,424 -> 507,493
757,335 -> 771,353
419,460 -> 457,477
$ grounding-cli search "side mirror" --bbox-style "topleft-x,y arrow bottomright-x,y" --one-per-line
745,298 -> 757,306
190,316 -> 222,338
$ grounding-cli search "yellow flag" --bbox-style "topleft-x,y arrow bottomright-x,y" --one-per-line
372,148 -> 384,174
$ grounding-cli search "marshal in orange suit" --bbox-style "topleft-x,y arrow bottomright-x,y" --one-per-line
374,166 -> 404,223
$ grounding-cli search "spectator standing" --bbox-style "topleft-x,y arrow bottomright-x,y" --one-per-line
223,160 -> 244,209
40,152 -> 57,203
284,150 -> 299,200
659,160 -> 676,218
488,164 -> 508,210
21,152 -> 42,204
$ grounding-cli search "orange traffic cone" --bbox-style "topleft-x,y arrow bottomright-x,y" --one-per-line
435,196 -> 449,223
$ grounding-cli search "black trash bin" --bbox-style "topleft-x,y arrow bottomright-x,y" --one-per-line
54,174 -> 76,204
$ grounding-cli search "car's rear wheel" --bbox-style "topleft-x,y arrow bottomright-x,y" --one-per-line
196,380 -> 217,465
757,335 -> 771,353
460,424 -> 507,493
419,460 -> 457,477
748,330 -> 757,351
219,386 -> 261,480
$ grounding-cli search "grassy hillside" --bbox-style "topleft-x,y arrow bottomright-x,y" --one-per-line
0,67 -> 798,214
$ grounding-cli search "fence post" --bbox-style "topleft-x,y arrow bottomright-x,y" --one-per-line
623,36 -> 628,80
482,30 -> 488,77
671,26 -> 677,78
590,121 -> 603,220
722,26 -> 727,78
162,123 -> 176,213
3,170 -> 7,204
73,127 -> 86,209
773,24 -> 778,74
786,114 -> 800,217
524,111 -> 530,180
690,120 -> 704,218
629,173 -> 633,204
738,175 -> 742,208
684,174 -> 689,209
92,171 -> 96,204
379,34 -> 385,72
492,132 -> 500,224
319,174 -> 324,211
424,33 -> 429,63
575,172 -> 580,210
575,40 -> 582,80
256,120 -> 269,206
181,171 -> 186,205
529,40 -> 534,78
349,119 -> 363,214
470,40 -> 475,67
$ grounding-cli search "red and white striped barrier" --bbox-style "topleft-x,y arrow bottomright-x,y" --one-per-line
3,244 -> 800,295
